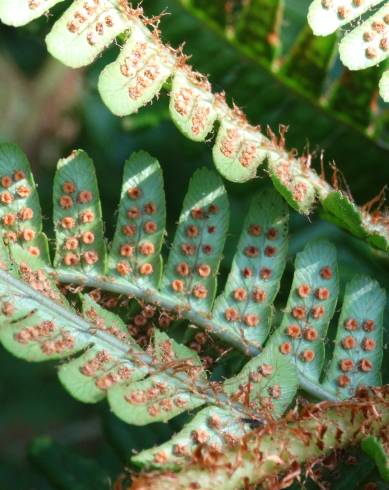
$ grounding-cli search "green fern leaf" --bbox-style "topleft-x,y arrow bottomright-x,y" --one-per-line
212,189 -> 288,347
161,167 -> 229,311
361,436 -> 389,482
58,295 -> 146,404
169,69 -> 218,142
0,143 -> 49,260
267,240 -> 338,381
307,0 -> 383,37
98,23 -> 175,117
339,4 -> 389,71
322,276 -> 386,398
46,0 -> 131,68
133,343 -> 298,469
0,0 -> 64,26
108,150 -> 165,288
213,120 -> 268,183
53,149 -> 106,274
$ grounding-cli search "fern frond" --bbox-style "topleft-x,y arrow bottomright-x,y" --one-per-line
131,387 -> 389,490
0,1 -> 388,251
0,144 -> 387,485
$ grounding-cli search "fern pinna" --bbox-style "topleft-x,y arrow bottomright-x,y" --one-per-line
0,142 -> 387,489
0,0 -> 388,255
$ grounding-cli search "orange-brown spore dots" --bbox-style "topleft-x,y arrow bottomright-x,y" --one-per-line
192,284 -> 208,299
320,266 -> 333,280
339,359 -> 354,372
186,225 -> 199,238
342,336 -> 357,350
260,268 -> 272,280
337,375 -> 350,388
1,176 -> 12,188
286,324 -> 301,338
78,190 -> 93,204
120,244 -> 134,257
233,288 -> 247,302
21,229 -> 36,241
172,279 -> 185,293
344,318 -> 358,331
316,288 -> 330,300
116,262 -> 130,276
139,242 -> 155,256
298,284 -> 311,298
1,191 -> 13,205
359,359 -> 373,372
2,214 -> 16,226
304,327 -> 318,341
197,264 -> 211,277
144,221 -> 157,234
265,246 -> 276,257
245,246 -> 259,258
363,320 -> 375,332
311,305 -> 325,319
191,208 -> 204,219
300,350 -> 315,362
63,181 -> 76,193
139,263 -> 153,276
82,231 -> 95,244
80,210 -> 95,224
248,224 -> 261,236
181,243 -> 196,256
144,202 -> 157,215
225,308 -> 240,322
362,338 -> 376,352
244,314 -> 259,327
61,216 -> 75,229
128,187 -> 141,200
279,342 -> 292,355
127,207 -> 140,219
59,195 -> 73,209
252,288 -> 266,303
176,262 -> 190,276
292,306 -> 306,320
14,170 -> 25,181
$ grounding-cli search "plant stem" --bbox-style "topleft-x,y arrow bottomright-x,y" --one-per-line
130,386 -> 389,490
52,269 -> 339,402
0,268 -> 257,419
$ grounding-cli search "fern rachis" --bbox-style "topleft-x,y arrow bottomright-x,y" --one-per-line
0,0 -> 388,253
0,143 -> 387,488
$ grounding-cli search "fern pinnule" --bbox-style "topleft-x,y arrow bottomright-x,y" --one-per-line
0,1 -> 388,251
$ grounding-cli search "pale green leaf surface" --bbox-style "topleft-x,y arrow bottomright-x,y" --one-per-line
0,0 -> 64,26
132,406 -> 250,469
213,122 -> 267,183
108,151 -> 165,289
212,189 -> 289,347
161,168 -> 229,311
308,0 -> 383,36
58,295 -> 146,404
169,69 -> 218,142
98,23 -> 174,116
323,276 -> 386,398
224,344 -> 299,417
46,0 -> 131,68
267,240 -> 338,382
53,149 -> 107,274
0,143 -> 48,259
339,3 -> 389,70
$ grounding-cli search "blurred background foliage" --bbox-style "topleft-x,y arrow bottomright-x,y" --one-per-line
0,0 -> 388,488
